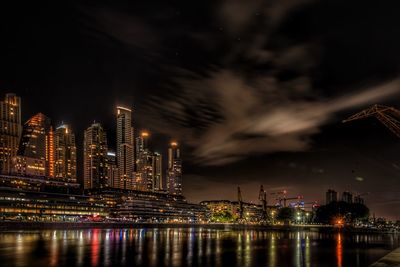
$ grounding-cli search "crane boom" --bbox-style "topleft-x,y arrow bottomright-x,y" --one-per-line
343,104 -> 400,138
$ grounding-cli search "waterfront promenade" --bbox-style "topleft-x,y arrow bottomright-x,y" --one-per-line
371,247 -> 400,266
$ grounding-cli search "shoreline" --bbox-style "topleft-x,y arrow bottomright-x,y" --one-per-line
0,221 -> 397,234
371,247 -> 400,266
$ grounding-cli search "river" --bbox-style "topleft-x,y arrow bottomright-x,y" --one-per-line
0,228 -> 398,266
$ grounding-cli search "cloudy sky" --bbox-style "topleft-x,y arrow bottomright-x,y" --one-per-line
1,1 -> 400,218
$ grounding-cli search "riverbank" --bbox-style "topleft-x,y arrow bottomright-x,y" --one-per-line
371,247 -> 400,266
0,221 -> 397,234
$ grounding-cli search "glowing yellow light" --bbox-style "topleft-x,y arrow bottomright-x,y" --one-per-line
117,106 -> 131,112
141,131 -> 149,137
171,141 -> 178,147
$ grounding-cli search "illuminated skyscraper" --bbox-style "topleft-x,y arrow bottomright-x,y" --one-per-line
153,152 -> 163,191
106,151 -> 118,188
0,93 -> 21,174
135,131 -> 153,191
116,106 -> 134,190
16,113 -> 54,177
54,124 -> 77,182
135,131 -> 149,166
167,141 -> 182,195
135,153 -> 153,191
83,122 -> 108,189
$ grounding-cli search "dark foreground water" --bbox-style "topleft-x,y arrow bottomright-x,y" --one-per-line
0,228 -> 398,267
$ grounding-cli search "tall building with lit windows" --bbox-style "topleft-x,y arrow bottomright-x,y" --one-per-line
135,131 -> 151,191
83,122 -> 108,189
106,151 -> 118,188
116,106 -> 134,190
135,131 -> 164,192
135,131 -> 149,163
0,93 -> 21,174
167,141 -> 182,195
153,152 -> 163,191
14,113 -> 54,177
54,124 -> 77,182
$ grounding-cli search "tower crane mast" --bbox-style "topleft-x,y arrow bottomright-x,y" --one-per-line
237,186 -> 243,220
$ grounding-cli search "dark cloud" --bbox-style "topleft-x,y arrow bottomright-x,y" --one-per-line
137,0 -> 400,165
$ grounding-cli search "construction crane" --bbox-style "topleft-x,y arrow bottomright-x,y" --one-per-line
275,195 -> 303,208
270,190 -> 287,197
269,190 -> 304,207
270,190 -> 286,207
237,186 -> 243,220
343,104 -> 400,138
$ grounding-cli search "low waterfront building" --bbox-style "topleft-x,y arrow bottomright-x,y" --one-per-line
88,188 -> 208,222
200,200 -> 235,214
0,174 -> 207,223
200,200 -> 266,223
0,187 -> 107,221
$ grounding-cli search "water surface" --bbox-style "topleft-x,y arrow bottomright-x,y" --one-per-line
0,228 -> 398,267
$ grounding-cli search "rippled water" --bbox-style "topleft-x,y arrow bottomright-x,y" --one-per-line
0,228 -> 398,267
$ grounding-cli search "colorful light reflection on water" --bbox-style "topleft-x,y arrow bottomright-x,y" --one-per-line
0,228 -> 398,267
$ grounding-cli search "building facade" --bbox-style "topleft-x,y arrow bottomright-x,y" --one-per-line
167,142 -> 182,195
153,152 -> 163,191
354,195 -> 365,205
54,124 -> 77,182
0,93 -> 21,174
326,189 -> 338,204
83,123 -> 108,189
135,131 -> 154,191
16,113 -> 54,177
135,131 -> 149,166
106,151 -> 118,188
12,156 -> 46,177
116,106 -> 134,190
342,191 -> 353,203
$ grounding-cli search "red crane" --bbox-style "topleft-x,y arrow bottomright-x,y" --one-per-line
343,104 -> 400,138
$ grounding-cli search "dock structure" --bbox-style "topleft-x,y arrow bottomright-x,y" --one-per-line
370,247 -> 400,266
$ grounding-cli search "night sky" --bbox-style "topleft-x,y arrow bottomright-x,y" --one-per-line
1,1 -> 400,219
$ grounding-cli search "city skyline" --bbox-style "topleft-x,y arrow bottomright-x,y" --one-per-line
0,92 -> 182,196
2,2 -> 400,267
2,1 -> 400,220
0,91 -> 396,218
